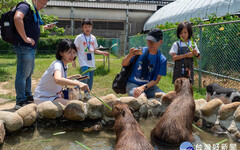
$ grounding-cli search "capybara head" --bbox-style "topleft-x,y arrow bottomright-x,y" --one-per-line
232,95 -> 240,103
174,77 -> 193,95
112,101 -> 132,118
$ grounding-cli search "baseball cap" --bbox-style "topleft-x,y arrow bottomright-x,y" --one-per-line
146,28 -> 163,42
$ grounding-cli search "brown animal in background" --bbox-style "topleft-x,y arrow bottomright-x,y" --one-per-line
112,101 -> 153,150
161,91 -> 177,104
151,78 -> 195,146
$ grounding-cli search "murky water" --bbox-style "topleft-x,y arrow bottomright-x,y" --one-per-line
2,118 -> 240,150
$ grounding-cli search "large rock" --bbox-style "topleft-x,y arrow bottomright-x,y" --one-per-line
0,111 -> 23,132
195,99 -> 207,117
148,99 -> 162,116
234,106 -> 240,122
119,96 -> 141,111
219,102 -> 240,120
103,94 -> 117,117
138,94 -> 148,105
87,97 -> 103,119
139,104 -> 149,118
16,103 -> 37,126
64,100 -> 87,121
155,92 -> 165,99
201,99 -> 223,117
37,101 -> 64,119
0,120 -> 5,144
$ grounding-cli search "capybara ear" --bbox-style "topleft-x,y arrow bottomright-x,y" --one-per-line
129,107 -> 134,114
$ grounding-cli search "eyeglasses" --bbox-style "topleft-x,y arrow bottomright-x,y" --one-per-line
38,0 -> 48,7
67,51 -> 77,56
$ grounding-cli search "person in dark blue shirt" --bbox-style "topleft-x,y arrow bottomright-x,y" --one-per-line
122,28 -> 167,99
13,0 -> 54,109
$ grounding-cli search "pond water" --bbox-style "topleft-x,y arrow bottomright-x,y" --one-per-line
1,118 -> 240,150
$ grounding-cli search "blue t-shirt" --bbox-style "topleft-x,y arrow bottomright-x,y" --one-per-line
127,48 -> 167,86
13,3 -> 40,49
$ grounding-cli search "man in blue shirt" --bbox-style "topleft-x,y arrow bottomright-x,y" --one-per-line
122,28 -> 167,99
13,0 -> 54,109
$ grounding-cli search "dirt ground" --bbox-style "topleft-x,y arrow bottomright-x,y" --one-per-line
0,79 -> 40,112
0,101 -> 15,112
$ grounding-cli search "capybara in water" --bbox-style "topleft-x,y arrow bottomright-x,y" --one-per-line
112,101 -> 153,150
151,78 -> 195,146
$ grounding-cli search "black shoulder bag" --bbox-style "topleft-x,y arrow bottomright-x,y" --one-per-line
0,2 -> 28,44
112,55 -> 140,94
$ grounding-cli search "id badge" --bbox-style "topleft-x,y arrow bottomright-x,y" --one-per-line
181,64 -> 185,75
87,53 -> 92,60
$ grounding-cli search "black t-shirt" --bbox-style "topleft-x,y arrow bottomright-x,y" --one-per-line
13,3 -> 40,49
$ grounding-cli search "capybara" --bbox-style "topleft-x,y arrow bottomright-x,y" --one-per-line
112,101 -> 153,150
206,83 -> 240,104
151,78 -> 195,146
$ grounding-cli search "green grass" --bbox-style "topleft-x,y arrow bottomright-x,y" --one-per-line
0,53 -> 206,100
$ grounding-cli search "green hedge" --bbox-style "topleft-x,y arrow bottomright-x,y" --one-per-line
37,36 -> 76,54
0,35 -> 117,54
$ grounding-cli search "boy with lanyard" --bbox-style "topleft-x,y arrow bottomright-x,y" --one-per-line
73,18 -> 109,100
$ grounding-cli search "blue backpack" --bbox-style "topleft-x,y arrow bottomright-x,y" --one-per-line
0,2 -> 28,44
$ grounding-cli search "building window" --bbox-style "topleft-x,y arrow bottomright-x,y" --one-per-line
93,21 -> 124,30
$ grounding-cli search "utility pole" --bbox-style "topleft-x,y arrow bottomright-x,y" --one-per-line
124,0 -> 129,56
70,2 -> 74,36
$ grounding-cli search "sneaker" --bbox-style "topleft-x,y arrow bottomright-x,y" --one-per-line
26,95 -> 34,103
84,93 -> 92,100
14,101 -> 29,110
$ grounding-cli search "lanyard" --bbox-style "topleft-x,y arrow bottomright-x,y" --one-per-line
180,40 -> 190,63
61,60 -> 67,78
179,40 -> 190,54
83,33 -> 91,51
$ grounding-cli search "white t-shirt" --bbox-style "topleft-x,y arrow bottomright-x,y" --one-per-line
34,60 -> 67,101
169,40 -> 200,55
74,34 -> 98,67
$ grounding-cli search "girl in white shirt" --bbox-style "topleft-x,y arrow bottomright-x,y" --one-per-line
34,39 -> 89,105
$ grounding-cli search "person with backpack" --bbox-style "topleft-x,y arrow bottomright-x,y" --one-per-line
121,28 -> 167,99
12,0 -> 54,109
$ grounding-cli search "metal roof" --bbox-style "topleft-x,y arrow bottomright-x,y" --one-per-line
144,0 -> 240,31
47,1 -> 157,11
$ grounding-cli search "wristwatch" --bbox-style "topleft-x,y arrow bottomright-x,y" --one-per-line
195,53 -> 200,57
144,84 -> 148,90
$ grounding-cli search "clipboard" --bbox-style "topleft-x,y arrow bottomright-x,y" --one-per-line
75,75 -> 89,81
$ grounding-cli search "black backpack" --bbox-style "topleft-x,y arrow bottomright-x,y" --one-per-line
112,55 -> 139,94
0,2 -> 27,44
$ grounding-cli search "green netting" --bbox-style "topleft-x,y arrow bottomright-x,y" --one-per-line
129,22 -> 240,90
97,38 -> 119,56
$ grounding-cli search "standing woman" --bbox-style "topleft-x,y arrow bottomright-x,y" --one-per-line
34,39 -> 89,105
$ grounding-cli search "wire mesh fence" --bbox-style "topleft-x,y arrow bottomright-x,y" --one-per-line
129,21 -> 240,90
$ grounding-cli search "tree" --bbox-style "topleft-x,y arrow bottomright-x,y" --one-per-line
0,0 -> 64,37
0,0 -> 22,16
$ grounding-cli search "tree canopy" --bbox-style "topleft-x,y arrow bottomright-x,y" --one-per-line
0,0 -> 64,37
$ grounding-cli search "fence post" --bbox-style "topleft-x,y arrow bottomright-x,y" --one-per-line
198,27 -> 203,88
